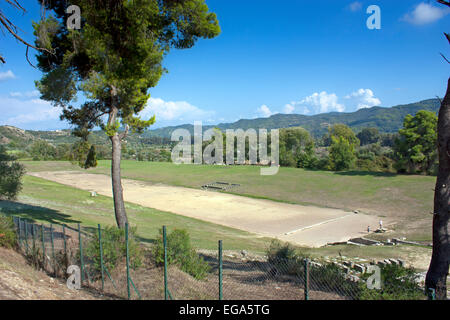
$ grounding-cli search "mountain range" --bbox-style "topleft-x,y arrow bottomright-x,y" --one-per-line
147,98 -> 440,138
0,98 -> 441,148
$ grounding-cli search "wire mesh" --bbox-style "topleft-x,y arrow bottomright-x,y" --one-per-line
8,216 -> 429,301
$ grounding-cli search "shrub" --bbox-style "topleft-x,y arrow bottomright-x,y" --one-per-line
84,225 -> 143,276
25,244 -> 45,270
266,240 -> 308,276
266,240 -> 361,298
309,263 -> 360,296
0,146 -> 26,200
358,264 -> 425,300
84,145 -> 98,169
0,216 -> 17,249
153,228 -> 210,280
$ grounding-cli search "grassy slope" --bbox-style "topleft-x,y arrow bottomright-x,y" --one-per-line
23,160 -> 436,240
3,165 -> 433,270
0,175 -> 274,253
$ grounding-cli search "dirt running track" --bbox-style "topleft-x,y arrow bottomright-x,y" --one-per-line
29,171 -> 380,247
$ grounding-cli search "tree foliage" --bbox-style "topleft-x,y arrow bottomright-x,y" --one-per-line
84,145 -> 98,169
394,110 -> 438,175
0,145 -> 25,200
357,128 -> 381,146
0,0 -> 51,64
34,0 -> 220,227
328,124 -> 358,171
279,127 -> 315,167
28,140 -> 57,160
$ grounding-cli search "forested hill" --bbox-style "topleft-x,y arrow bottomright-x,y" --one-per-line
0,98 -> 441,147
148,98 -> 440,138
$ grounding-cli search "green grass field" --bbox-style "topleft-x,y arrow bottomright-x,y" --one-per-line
23,160 -> 436,240
0,175 -> 275,253
2,162 -> 434,270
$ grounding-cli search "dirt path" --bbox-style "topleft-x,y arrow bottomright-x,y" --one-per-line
0,247 -> 99,300
29,171 -> 381,247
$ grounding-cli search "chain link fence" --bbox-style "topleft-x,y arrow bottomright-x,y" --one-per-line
8,215 -> 428,300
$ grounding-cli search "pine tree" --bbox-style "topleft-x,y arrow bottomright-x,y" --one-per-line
35,0 -> 220,227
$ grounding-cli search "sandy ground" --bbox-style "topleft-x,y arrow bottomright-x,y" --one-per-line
0,247 -> 99,300
29,171 -> 380,247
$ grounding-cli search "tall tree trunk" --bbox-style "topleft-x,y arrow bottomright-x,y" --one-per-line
110,132 -> 128,228
108,86 -> 128,229
425,77 -> 450,300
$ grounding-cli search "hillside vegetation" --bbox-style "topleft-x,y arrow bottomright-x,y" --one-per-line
148,98 -> 440,138
0,99 -> 440,146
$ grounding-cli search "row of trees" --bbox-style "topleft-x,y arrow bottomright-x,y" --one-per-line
276,110 -> 438,175
18,139 -> 172,163
4,108 -> 437,175
1,0 -> 447,299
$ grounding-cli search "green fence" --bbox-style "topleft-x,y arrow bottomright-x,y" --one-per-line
9,215 -> 428,300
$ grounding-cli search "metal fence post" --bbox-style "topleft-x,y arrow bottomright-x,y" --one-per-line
219,240 -> 223,300
98,224 -> 105,291
163,226 -> 168,300
24,220 -> 29,254
62,224 -> 67,263
125,223 -> 131,300
78,223 -> 84,284
41,224 -> 45,269
304,258 -> 310,301
50,224 -> 56,275
18,217 -> 22,249
32,224 -> 36,252
14,217 -> 20,248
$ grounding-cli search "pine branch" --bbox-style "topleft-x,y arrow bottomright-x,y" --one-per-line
0,0 -> 53,65
440,53 -> 450,64
437,0 -> 450,8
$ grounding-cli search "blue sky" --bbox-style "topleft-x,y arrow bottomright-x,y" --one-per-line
0,0 -> 449,130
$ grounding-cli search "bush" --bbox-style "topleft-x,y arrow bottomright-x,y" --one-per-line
266,240 -> 308,276
358,264 -> 425,300
309,263 -> 360,296
0,216 -> 17,249
153,228 -> 210,280
25,244 -> 45,271
84,225 -> 143,276
0,146 -> 26,200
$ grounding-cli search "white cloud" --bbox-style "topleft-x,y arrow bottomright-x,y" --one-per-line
402,2 -> 449,25
0,70 -> 16,82
283,104 -> 295,114
285,102 -> 311,115
256,104 -> 273,117
345,88 -> 381,110
349,1 -> 363,12
270,88 -> 381,116
0,97 -> 60,127
9,90 -> 40,98
142,97 -> 214,123
290,91 -> 345,114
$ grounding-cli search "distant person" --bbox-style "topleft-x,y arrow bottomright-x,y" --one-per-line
379,220 -> 383,230
367,226 -> 371,233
